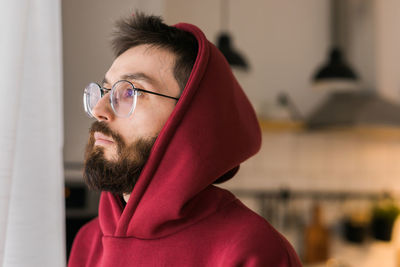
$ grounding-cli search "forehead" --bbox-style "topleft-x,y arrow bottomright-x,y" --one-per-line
105,45 -> 177,92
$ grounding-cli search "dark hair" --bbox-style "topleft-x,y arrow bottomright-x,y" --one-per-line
111,12 -> 198,92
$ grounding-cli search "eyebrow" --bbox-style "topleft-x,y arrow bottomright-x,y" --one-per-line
102,73 -> 157,87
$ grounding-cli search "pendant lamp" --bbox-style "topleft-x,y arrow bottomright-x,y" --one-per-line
313,0 -> 358,83
216,0 -> 249,70
313,47 -> 357,81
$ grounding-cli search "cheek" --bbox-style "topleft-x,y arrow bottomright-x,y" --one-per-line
154,102 -> 175,121
141,102 -> 175,133
122,101 -> 176,141
145,105 -> 174,134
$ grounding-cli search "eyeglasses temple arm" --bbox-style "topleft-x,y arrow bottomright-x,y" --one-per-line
137,88 -> 179,100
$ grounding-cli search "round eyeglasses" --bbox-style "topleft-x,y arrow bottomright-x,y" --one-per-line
83,80 -> 179,118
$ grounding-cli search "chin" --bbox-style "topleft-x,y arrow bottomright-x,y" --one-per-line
104,152 -> 119,162
96,146 -> 118,161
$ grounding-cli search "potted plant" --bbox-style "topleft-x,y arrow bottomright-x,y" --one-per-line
371,196 -> 400,241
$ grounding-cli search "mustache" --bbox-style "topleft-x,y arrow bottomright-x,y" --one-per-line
89,121 -> 124,144
89,121 -> 126,153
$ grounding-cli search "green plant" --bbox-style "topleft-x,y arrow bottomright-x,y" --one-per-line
372,202 -> 400,221
371,197 -> 400,241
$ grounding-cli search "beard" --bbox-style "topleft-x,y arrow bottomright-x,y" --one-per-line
83,121 -> 156,195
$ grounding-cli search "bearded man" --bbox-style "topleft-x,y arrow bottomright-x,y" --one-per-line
68,12 -> 302,267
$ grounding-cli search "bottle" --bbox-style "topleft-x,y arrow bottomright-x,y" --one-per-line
303,203 -> 330,263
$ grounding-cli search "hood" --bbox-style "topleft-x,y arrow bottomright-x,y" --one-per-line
307,91 -> 400,129
98,23 -> 261,239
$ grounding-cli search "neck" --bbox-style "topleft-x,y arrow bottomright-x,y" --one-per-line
123,193 -> 130,203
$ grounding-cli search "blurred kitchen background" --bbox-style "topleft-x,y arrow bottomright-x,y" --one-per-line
63,0 -> 400,266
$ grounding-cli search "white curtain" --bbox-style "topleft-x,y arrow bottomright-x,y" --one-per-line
0,0 -> 65,266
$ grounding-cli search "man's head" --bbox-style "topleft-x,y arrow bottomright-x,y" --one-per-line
83,13 -> 198,195
112,13 -> 198,91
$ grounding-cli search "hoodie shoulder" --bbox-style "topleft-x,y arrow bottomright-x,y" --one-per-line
215,199 -> 302,267
68,217 -> 102,267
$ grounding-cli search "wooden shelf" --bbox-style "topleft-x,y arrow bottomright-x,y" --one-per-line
258,119 -> 400,139
258,119 -> 304,132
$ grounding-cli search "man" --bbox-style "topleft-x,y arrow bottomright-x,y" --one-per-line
69,12 -> 302,267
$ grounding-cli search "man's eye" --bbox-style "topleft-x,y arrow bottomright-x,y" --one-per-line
123,89 -> 134,98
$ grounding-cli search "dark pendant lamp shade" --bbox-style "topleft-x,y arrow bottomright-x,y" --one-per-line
313,0 -> 358,83
313,47 -> 358,81
217,32 -> 249,69
216,0 -> 249,70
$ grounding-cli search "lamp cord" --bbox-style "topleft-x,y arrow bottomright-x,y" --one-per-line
220,0 -> 229,32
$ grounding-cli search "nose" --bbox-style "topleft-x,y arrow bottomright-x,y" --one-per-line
91,93 -> 115,122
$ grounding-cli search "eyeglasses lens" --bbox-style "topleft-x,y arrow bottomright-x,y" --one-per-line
111,80 -> 137,117
84,83 -> 101,117
83,81 -> 137,118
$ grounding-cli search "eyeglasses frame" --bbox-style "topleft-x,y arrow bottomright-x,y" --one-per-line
84,79 -> 180,118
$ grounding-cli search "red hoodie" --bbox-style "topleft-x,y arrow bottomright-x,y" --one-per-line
68,23 -> 302,267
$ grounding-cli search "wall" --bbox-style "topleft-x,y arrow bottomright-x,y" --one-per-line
222,129 -> 400,193
345,0 -> 376,91
375,0 -> 400,102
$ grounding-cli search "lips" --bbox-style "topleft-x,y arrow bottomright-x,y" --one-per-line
94,132 -> 114,146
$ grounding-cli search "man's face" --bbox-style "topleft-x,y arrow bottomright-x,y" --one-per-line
83,45 -> 180,194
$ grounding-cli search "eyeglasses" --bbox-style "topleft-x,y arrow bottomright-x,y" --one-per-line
83,80 -> 179,118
